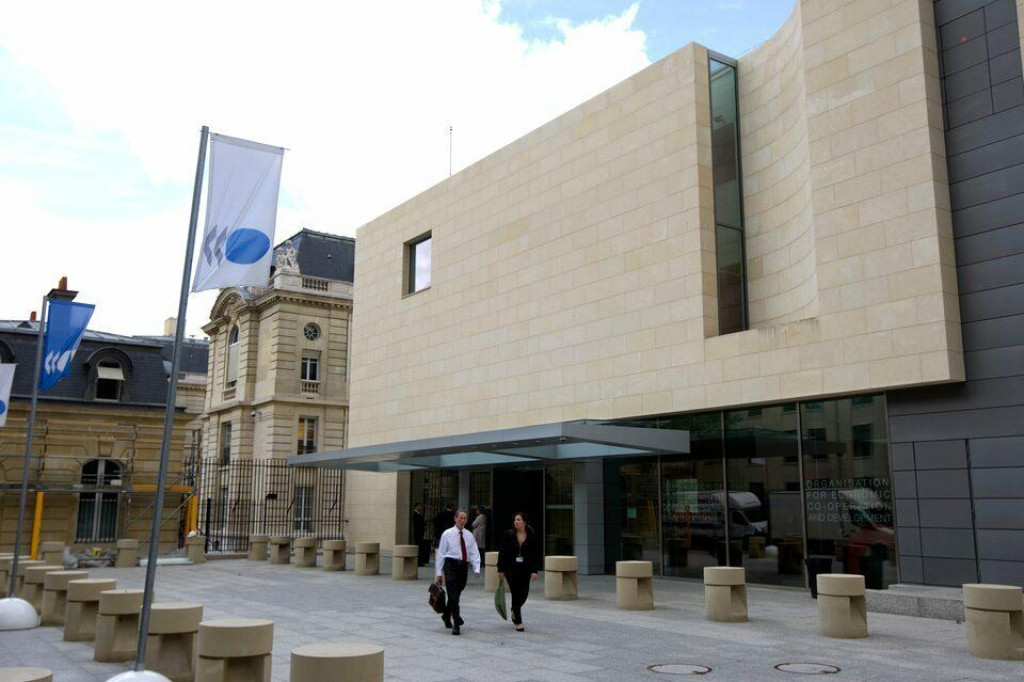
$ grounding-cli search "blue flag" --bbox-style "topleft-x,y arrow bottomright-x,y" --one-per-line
40,300 -> 95,392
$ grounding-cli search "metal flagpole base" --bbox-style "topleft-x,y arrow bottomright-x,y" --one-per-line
104,671 -> 173,682
0,597 -> 41,630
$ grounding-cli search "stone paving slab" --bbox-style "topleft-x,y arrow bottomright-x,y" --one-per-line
0,559 -> 1020,681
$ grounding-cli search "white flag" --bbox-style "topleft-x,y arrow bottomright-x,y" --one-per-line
0,364 -> 15,428
192,133 -> 285,292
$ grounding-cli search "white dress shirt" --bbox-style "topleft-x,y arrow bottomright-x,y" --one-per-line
435,525 -> 481,576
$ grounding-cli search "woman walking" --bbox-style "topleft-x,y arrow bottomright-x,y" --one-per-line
497,512 -> 542,632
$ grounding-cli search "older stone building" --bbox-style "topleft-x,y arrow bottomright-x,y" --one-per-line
297,0 -> 1024,589
0,316 -> 208,555
199,229 -> 353,550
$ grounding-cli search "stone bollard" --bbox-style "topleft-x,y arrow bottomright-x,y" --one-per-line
186,535 -> 207,564
355,543 -> 380,576
145,602 -> 204,682
391,545 -> 418,580
95,589 -> 144,662
817,574 -> 867,639
115,539 -> 140,568
0,669 -> 53,682
704,566 -> 747,622
484,552 -> 499,593
290,643 -> 384,682
196,618 -> 274,682
269,536 -> 291,565
248,535 -> 269,561
21,565 -> 63,614
544,556 -> 578,601
64,578 -> 116,642
11,560 -> 46,598
322,540 -> 347,571
0,553 -> 14,596
40,570 -> 89,626
963,584 -> 1024,660
748,536 -> 766,559
294,538 -> 317,568
38,542 -> 66,568
616,561 -> 654,610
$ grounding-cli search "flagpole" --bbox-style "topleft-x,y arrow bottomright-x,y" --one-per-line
131,125 -> 209,673
5,295 -> 48,601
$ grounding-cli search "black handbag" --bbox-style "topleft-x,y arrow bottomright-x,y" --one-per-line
428,581 -> 447,614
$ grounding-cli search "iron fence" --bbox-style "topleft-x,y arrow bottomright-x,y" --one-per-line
196,458 -> 344,554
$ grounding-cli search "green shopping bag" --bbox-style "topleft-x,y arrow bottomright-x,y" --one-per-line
494,578 -> 508,620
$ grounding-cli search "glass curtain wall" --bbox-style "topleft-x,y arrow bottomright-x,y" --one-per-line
709,57 -> 748,334
544,465 -> 574,556
801,396 -> 895,588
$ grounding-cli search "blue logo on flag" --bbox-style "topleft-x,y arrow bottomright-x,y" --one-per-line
0,399 -> 6,416
40,300 -> 95,392
225,228 -> 271,264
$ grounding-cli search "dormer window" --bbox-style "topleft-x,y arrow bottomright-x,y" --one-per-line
95,360 -> 124,401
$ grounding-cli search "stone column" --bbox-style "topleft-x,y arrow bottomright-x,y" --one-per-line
391,545 -> 418,580
64,578 -> 117,642
186,535 -> 207,564
11,560 -> 46,598
145,602 -> 204,682
290,643 -> 384,682
38,542 -> 66,568
40,570 -> 89,626
294,538 -> 317,568
484,552 -> 499,593
248,535 -> 269,561
573,461 -> 605,575
963,584 -> 1024,660
322,540 -> 347,571
269,536 -> 291,565
355,543 -> 380,576
543,556 -> 578,601
22,565 -> 63,614
616,561 -> 654,610
115,539 -> 140,568
704,566 -> 747,622
817,574 -> 868,639
95,589 -> 144,662
196,618 -> 274,682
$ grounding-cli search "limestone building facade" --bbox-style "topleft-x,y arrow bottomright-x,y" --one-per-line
299,0 -> 1024,590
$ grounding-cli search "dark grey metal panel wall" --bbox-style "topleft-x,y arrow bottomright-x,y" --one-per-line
887,0 -> 1024,587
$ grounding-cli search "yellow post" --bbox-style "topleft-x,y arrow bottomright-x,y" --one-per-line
30,491 -> 44,559
186,495 -> 200,534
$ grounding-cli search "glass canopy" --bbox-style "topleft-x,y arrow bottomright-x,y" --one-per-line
287,421 -> 690,471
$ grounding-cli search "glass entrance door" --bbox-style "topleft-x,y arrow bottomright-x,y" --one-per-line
662,457 -> 726,578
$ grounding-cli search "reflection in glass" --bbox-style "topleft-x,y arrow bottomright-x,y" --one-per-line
544,465 -> 574,556
605,459 -> 661,573
725,405 -> 804,587
801,395 -> 895,589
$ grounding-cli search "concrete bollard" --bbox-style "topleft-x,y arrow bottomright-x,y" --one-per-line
21,565 -> 63,614
11,560 -> 47,599
64,578 -> 117,642
0,669 -> 53,682
40,570 -> 89,626
704,566 -> 747,622
186,535 -> 207,564
294,537 -> 317,568
391,545 -> 418,580
355,543 -> 380,576
95,589 -> 144,662
616,561 -> 654,610
145,602 -> 204,682
544,556 -> 578,601
269,536 -> 291,565
322,540 -> 347,571
484,552 -> 499,593
963,584 -> 1024,660
38,542 -> 66,568
0,553 -> 14,596
196,618 -> 274,682
248,535 -> 269,561
817,574 -> 867,638
290,643 -> 384,682
115,539 -> 140,568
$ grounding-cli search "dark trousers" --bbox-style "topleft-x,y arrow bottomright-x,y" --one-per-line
507,571 -> 532,624
416,538 -> 429,566
442,558 -> 469,623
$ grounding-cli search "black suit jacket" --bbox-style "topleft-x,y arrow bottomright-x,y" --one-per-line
497,527 -> 542,575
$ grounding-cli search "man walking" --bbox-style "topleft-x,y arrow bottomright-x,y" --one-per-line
435,509 -> 480,635
412,502 -> 428,566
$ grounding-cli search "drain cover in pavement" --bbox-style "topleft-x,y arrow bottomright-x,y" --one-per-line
774,663 -> 841,675
648,664 -> 712,675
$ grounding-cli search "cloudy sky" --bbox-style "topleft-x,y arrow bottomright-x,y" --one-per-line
0,0 -> 793,338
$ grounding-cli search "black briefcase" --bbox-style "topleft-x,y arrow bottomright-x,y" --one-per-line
428,581 -> 447,614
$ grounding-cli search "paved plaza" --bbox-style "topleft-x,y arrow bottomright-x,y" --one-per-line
1,559 -> 1019,681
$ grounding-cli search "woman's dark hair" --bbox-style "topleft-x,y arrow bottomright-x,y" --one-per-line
512,511 -> 535,533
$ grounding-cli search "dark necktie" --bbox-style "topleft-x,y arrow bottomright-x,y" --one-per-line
459,529 -> 468,562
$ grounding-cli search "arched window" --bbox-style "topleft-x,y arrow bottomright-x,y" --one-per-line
0,339 -> 14,364
226,325 -> 239,388
76,459 -> 121,542
95,360 -> 124,401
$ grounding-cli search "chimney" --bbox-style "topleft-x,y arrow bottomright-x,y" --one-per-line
30,311 -> 37,322
58,276 -> 68,291
164,317 -> 177,336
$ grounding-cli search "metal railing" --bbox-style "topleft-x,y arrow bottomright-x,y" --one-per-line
196,457 -> 345,554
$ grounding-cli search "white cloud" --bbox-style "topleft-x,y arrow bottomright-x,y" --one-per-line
0,0 -> 650,338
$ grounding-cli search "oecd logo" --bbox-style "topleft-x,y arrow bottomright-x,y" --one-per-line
44,349 -> 76,377
202,225 -> 271,267
0,398 -> 6,417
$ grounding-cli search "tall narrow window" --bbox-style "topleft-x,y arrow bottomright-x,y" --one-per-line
709,57 -> 748,334
405,232 -> 432,294
76,459 -> 121,542
297,417 -> 317,455
294,486 -> 314,532
220,422 -> 232,464
300,352 -> 320,395
226,326 -> 239,387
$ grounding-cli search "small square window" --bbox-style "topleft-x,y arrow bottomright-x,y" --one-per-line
405,232 -> 432,294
